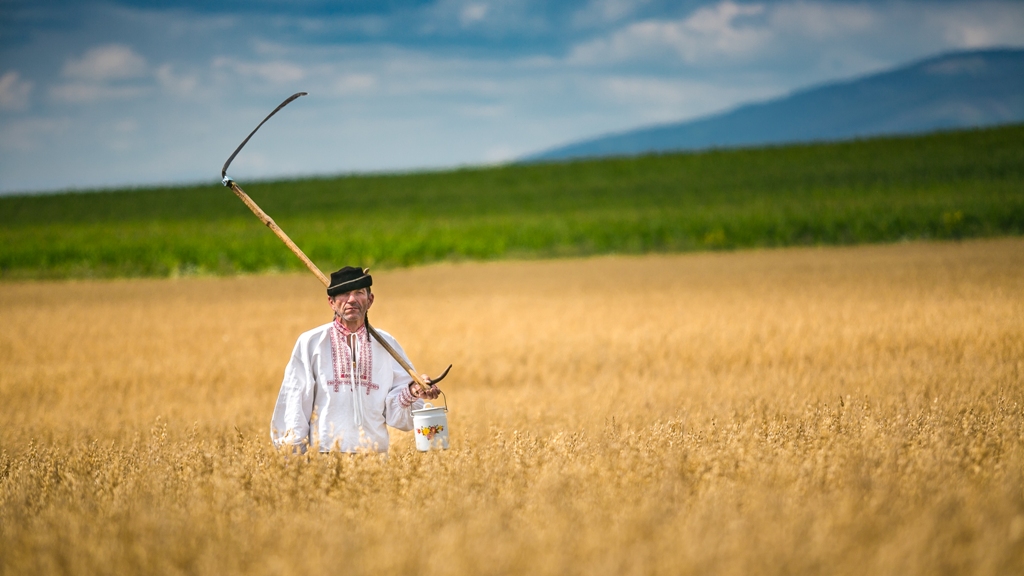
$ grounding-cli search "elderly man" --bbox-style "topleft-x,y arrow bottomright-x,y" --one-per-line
270,266 -> 440,453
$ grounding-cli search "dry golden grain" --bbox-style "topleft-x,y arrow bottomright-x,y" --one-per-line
1,238 -> 1022,575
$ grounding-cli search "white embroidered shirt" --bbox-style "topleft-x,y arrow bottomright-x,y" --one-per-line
270,321 -> 422,453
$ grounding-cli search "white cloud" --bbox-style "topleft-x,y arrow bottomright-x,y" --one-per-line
156,64 -> 199,97
61,44 -> 148,81
460,3 -> 489,26
331,73 -> 377,95
572,0 -> 650,29
0,71 -> 34,111
570,1 -> 770,65
251,39 -> 298,58
922,2 -> 1024,49
49,45 -> 151,104
569,0 -> 1024,70
767,1 -> 875,39
419,0 -> 547,36
213,57 -> 306,84
49,82 -> 149,103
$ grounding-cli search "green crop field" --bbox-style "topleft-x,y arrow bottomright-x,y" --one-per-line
1,124 -> 1022,279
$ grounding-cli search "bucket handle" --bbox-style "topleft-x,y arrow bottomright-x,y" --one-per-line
423,390 -> 448,412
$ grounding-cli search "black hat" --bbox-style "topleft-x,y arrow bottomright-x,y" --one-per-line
327,266 -> 372,296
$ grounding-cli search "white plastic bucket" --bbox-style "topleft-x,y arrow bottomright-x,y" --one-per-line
412,396 -> 449,451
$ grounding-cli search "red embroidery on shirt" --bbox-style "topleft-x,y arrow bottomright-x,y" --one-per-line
398,386 -> 416,407
328,321 -> 379,395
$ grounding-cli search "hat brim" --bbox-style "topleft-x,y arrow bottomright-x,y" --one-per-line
327,273 -> 372,296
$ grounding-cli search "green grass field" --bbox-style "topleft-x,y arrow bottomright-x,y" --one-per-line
2,124 -> 1022,279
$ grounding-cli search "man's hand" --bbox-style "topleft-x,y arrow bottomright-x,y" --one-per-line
410,375 -> 441,400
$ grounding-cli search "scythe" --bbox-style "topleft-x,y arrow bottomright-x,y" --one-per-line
220,92 -> 451,391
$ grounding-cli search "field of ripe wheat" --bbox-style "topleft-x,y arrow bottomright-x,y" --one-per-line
2,239 -> 1023,575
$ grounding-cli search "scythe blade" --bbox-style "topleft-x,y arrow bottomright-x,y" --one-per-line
219,92 -> 451,391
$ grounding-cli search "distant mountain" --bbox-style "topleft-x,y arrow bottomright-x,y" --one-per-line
525,49 -> 1024,162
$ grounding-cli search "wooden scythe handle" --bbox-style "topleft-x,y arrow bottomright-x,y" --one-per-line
227,182 -> 328,285
227,180 -> 434,389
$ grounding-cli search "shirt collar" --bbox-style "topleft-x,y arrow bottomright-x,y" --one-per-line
334,317 -> 367,338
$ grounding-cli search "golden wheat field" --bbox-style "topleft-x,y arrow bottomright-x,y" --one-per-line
1,238 -> 1023,575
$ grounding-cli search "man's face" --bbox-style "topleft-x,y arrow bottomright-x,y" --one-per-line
329,288 -> 374,324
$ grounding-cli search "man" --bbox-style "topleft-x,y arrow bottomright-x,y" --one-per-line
270,266 -> 441,453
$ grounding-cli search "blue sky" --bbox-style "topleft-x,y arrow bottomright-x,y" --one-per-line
1,0 -> 1023,194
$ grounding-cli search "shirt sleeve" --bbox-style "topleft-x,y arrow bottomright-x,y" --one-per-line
381,332 -> 424,431
270,335 -> 317,452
